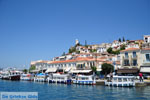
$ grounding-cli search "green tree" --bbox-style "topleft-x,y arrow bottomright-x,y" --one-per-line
90,49 -> 97,53
101,63 -> 114,78
120,45 -> 126,50
91,66 -> 97,76
118,38 -> 121,42
29,65 -> 36,72
107,47 -> 113,53
112,50 -> 120,55
23,69 -> 28,74
76,50 -> 80,54
69,47 -> 76,53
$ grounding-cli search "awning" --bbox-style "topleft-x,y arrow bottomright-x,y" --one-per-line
64,67 -> 72,72
70,70 -> 92,73
45,68 -> 57,73
97,68 -> 102,71
140,67 -> 150,73
77,62 -> 84,65
117,68 -> 139,74
30,70 -> 40,73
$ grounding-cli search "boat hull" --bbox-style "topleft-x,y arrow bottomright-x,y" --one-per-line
9,75 -> 20,80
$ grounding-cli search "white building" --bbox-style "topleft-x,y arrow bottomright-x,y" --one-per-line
126,43 -> 139,49
144,35 -> 150,43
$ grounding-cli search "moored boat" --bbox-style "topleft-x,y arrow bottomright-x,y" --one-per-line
105,76 -> 135,87
47,73 -> 72,84
72,75 -> 96,85
1,71 -> 22,80
9,71 -> 22,80
1,71 -> 9,80
34,73 -> 47,82
20,74 -> 33,81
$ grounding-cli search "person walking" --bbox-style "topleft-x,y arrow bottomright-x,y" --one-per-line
139,72 -> 143,82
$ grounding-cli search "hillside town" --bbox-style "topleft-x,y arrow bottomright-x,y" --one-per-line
30,35 -> 150,78
0,35 -> 150,87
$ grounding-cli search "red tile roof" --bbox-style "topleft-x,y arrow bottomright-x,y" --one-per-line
142,48 -> 150,50
121,48 -> 150,52
48,57 -> 96,64
120,48 -> 140,52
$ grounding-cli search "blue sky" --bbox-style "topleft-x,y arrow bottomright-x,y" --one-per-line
0,0 -> 150,69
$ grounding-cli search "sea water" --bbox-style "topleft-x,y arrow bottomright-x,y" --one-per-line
0,80 -> 150,100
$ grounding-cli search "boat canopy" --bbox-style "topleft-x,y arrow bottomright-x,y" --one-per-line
52,73 -> 69,77
112,76 -> 135,79
21,74 -> 31,77
77,75 -> 93,78
37,73 -> 45,76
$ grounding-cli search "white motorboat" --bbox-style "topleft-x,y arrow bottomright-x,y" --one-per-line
105,76 -> 135,87
47,73 -> 72,84
20,74 -> 33,81
72,75 -> 96,85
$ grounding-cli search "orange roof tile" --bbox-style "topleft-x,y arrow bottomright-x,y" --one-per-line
99,56 -> 107,59
120,48 -> 140,52
48,57 -> 96,64
142,48 -> 150,50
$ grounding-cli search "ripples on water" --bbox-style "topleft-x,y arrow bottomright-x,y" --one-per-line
0,80 -> 150,100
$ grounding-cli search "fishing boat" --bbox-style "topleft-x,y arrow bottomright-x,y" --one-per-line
20,74 -> 33,81
47,73 -> 72,84
105,76 -> 135,87
72,75 -> 96,85
8,71 -> 22,80
1,71 -> 22,80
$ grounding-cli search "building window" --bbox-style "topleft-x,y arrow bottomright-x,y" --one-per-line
146,54 -> 150,62
133,60 -> 137,66
125,52 -> 128,59
133,52 -> 136,58
124,60 -> 129,66
145,37 -> 148,43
